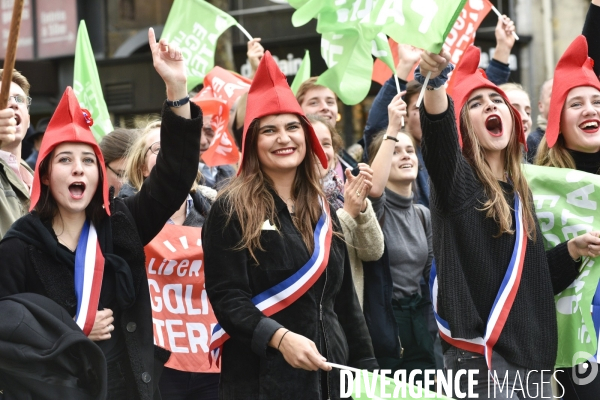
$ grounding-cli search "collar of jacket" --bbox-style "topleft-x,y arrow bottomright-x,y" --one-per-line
0,157 -> 32,199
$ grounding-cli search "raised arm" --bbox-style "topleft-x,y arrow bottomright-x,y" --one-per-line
363,44 -> 421,160
486,15 -> 515,86
247,38 -> 265,80
368,93 -> 406,198
122,29 -> 201,244
583,0 -> 600,76
420,51 -> 451,115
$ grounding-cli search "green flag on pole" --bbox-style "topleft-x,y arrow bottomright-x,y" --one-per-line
523,164 -> 600,368
290,50 -> 311,95
73,20 -> 113,142
162,0 -> 237,92
362,0 -> 467,53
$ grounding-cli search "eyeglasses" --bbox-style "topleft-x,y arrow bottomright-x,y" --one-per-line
8,95 -> 32,107
106,163 -> 125,179
146,141 -> 160,156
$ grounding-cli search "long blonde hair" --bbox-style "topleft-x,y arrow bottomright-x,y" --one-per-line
219,117 -> 326,263
459,102 -> 536,239
125,119 -> 200,192
534,135 -> 578,170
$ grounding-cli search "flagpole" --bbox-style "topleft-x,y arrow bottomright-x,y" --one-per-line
415,71 -> 431,108
393,74 -> 404,127
235,22 -> 253,41
490,6 -> 519,41
326,362 -> 362,373
0,0 -> 25,148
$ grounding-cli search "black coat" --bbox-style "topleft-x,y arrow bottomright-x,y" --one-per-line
0,102 -> 202,399
203,193 -> 377,400
0,293 -> 107,400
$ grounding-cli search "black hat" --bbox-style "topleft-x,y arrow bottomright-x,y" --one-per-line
24,117 -> 50,144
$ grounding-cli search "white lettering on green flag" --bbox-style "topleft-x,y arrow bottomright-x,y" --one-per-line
524,164 -> 600,367
73,20 -> 114,142
291,50 -> 311,95
162,0 -> 237,92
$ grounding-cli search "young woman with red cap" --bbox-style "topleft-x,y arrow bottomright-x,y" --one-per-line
202,51 -> 377,399
0,29 -> 202,400
416,45 -> 600,398
534,34 -> 600,400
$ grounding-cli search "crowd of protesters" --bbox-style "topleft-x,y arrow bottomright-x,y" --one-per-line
1,2 -> 600,400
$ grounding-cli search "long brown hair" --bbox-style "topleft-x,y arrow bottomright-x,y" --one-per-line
534,135 -> 578,170
459,101 -> 536,239
219,116 -> 325,263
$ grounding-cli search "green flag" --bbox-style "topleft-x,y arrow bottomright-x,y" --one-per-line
73,21 -> 113,142
317,28 -> 373,105
162,0 -> 237,91
362,0 -> 467,53
291,50 -> 311,95
523,164 -> 600,368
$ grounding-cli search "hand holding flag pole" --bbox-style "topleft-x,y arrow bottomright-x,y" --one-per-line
0,0 -> 25,148
393,75 -> 405,127
491,6 -> 519,41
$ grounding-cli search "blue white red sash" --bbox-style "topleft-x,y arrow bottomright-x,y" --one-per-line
209,197 -> 333,364
429,195 -> 527,370
74,221 -> 105,336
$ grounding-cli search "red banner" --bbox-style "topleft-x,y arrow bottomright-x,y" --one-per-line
146,224 -> 219,373
195,66 -> 251,109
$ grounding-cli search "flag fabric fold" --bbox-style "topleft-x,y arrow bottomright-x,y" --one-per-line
162,0 -> 238,91
291,50 -> 311,95
73,20 -> 114,142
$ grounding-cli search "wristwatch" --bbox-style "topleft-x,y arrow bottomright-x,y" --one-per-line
383,134 -> 399,142
166,95 -> 190,108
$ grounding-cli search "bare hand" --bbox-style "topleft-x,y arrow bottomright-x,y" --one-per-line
343,164 -> 373,218
396,44 -> 422,80
148,27 -> 187,100
494,15 -> 516,51
247,38 -> 264,75
0,108 -> 16,145
88,308 -> 114,342
419,50 -> 451,80
568,231 -> 600,260
278,331 -> 332,371
387,92 -> 407,133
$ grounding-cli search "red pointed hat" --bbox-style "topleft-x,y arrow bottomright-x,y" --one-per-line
238,50 -> 327,175
450,45 -> 525,148
30,86 -> 110,215
546,35 -> 600,148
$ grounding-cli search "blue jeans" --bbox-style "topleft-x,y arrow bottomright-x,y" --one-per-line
443,346 -> 553,399
158,367 -> 219,400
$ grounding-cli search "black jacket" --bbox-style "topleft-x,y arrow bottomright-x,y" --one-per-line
0,102 -> 202,399
0,293 -> 106,400
203,193 -> 377,400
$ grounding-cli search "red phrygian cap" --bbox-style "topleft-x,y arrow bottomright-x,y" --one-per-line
30,86 -> 110,215
238,50 -> 327,175
450,45 -> 525,149
546,35 -> 600,148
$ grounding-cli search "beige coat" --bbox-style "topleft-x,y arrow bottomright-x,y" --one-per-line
0,158 -> 31,240
337,199 -> 384,308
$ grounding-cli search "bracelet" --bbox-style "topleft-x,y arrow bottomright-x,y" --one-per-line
166,95 -> 190,108
278,330 -> 290,350
426,86 -> 444,91
383,134 -> 399,142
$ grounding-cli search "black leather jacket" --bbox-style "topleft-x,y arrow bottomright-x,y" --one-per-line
203,193 -> 377,399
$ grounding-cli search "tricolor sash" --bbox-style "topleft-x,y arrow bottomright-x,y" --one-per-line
74,221 -> 105,335
209,197 -> 333,364
429,195 -> 527,370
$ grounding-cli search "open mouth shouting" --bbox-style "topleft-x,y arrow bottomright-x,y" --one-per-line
69,182 -> 86,200
579,119 -> 600,134
272,147 -> 296,156
485,115 -> 503,137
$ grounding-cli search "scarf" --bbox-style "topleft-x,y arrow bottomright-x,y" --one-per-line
322,169 -> 345,211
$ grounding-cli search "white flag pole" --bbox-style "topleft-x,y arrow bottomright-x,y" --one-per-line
415,71 -> 431,108
491,6 -> 519,41
326,362 -> 362,373
393,74 -> 405,127
236,22 -> 253,41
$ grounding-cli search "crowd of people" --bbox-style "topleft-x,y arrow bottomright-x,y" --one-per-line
1,2 -> 600,400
